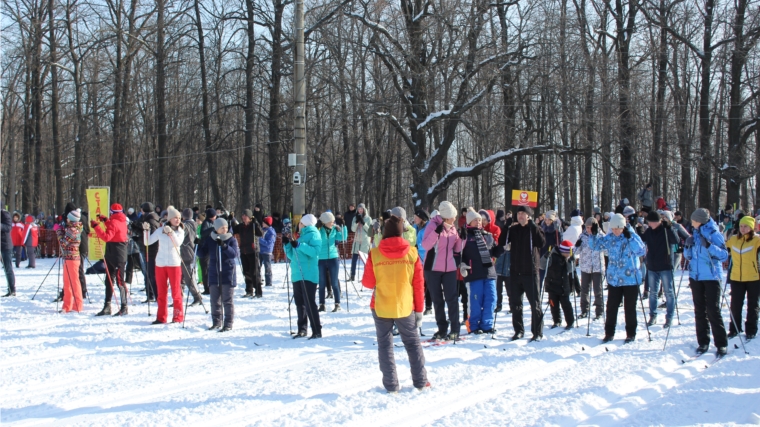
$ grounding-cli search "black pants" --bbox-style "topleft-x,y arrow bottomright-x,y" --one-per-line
458,279 -> 468,322
200,256 -> 210,294
425,270 -> 459,335
241,252 -> 262,296
507,273 -> 544,337
690,279 -> 728,347
424,280 -> 432,310
210,284 -> 234,328
548,292 -> 574,326
496,275 -> 510,308
730,280 -> 760,336
125,252 -> 142,284
78,254 -> 87,297
104,259 -> 128,307
2,250 -> 15,293
293,280 -> 321,335
605,285 -> 638,338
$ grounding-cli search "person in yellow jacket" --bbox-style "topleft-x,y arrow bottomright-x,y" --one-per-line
726,215 -> 760,340
362,216 -> 429,393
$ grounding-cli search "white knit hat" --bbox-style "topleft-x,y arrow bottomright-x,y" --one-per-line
319,212 -> 335,224
166,206 -> 181,221
438,201 -> 457,219
610,214 -> 627,229
545,210 -> 557,221
300,214 -> 317,227
465,207 -> 480,225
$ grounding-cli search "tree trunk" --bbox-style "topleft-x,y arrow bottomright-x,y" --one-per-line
697,0 -> 715,209
48,0 -> 63,213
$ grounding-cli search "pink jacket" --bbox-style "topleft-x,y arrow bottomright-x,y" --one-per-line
421,215 -> 463,272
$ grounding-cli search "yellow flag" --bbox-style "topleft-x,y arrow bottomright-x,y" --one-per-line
86,187 -> 110,261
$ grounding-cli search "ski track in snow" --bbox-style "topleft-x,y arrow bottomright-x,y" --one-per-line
2,259 -> 759,426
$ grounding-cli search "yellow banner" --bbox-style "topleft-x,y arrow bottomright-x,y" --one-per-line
511,190 -> 538,208
86,187 -> 110,261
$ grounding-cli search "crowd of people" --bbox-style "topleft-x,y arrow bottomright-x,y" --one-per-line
1,190 -> 758,393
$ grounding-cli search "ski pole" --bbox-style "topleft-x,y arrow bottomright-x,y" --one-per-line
674,260 -> 688,325
720,276 -> 748,354
144,228 -> 151,316
635,267 -> 652,342
168,226 -> 209,320
56,249 -> 62,313
31,255 -> 60,300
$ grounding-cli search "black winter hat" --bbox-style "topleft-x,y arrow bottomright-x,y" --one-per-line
646,211 -> 661,223
206,208 -> 217,219
141,202 -> 155,213
516,206 -> 533,216
414,209 -> 429,222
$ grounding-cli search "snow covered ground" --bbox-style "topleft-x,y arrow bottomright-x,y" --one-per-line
2,257 -> 759,427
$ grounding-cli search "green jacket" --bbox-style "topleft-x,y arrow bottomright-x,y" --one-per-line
284,225 -> 322,283
319,224 -> 347,260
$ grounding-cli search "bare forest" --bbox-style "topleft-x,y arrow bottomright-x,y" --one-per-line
2,0 -> 760,218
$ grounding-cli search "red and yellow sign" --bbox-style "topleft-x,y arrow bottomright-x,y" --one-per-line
511,190 -> 538,208
86,187 -> 110,261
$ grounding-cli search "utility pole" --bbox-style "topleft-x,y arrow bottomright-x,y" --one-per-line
292,0 -> 306,223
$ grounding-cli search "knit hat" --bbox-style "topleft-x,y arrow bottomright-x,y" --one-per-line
110,203 -> 123,214
691,208 -> 710,225
646,211 -> 661,223
621,198 -> 629,206
659,210 -> 673,222
127,207 -> 135,215
320,211 -> 335,224
263,216 -> 273,226
593,207 -> 601,214
559,240 -> 573,254
357,203 -> 366,212
622,206 -> 636,216
141,202 -> 154,213
206,208 -> 217,219
585,217 -> 597,227
300,214 -> 317,227
740,215 -> 755,230
391,206 -> 407,220
545,210 -> 557,222
213,217 -> 228,230
242,209 -> 253,218
382,216 -> 404,239
67,209 -> 81,223
438,201 -> 457,219
166,206 -> 181,221
610,214 -> 627,229
430,210 -> 440,219
570,209 -> 583,217
414,209 -> 429,222
516,205 -> 533,216
182,208 -> 193,220
478,209 -> 491,223
465,208 -> 480,225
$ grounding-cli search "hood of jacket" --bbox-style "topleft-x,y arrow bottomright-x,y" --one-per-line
378,236 -> 411,258
570,216 -> 583,226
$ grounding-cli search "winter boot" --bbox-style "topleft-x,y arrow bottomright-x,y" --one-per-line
727,330 -> 739,339
662,318 -> 672,329
208,324 -> 221,331
318,304 -> 326,312
350,274 -> 355,282
696,344 -> 709,354
2,291 -> 16,297
326,289 -> 333,299
415,382 -> 431,392
219,326 -> 232,332
308,333 -> 322,340
53,291 -> 63,303
510,332 -> 524,341
602,335 -> 614,343
447,332 -> 459,341
332,303 -> 341,312
96,303 -> 112,316
624,336 -> 636,344
113,305 -> 128,316
423,308 -> 432,315
647,313 -> 658,326
494,304 -> 502,313
189,297 -> 202,307
578,312 -> 588,319
432,331 -> 447,340
717,346 -> 727,357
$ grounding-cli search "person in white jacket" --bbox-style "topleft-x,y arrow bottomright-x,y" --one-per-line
144,206 -> 185,324
563,210 -> 584,246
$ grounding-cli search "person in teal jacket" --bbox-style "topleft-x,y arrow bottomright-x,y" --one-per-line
684,208 -> 729,356
317,211 -> 346,312
284,214 -> 323,339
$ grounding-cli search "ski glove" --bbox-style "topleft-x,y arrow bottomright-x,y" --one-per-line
163,226 -> 173,235
622,227 -> 632,239
458,227 -> 467,240
142,222 -> 151,230
575,238 -> 583,248
281,234 -> 290,245
290,239 -> 300,248
98,215 -> 108,222
334,239 -> 340,246
415,312 -> 423,329
435,224 -> 444,234
590,222 -> 599,235
459,263 -> 470,278
90,220 -> 99,229
684,236 -> 694,248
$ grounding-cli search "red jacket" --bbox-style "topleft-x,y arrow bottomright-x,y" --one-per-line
484,209 -> 501,243
11,222 -> 25,246
23,217 -> 39,246
93,212 -> 128,243
362,237 -> 424,314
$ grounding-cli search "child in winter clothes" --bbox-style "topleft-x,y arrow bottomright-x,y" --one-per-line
362,216 -> 428,393
57,210 -> 83,312
460,208 -> 498,334
196,217 -> 239,332
588,214 -> 647,343
23,215 -> 39,268
685,208 -> 729,355
576,218 -> 605,319
317,212 -> 346,312
544,240 -> 577,329
284,214 -> 323,339
11,213 -> 24,268
725,215 -> 760,340
259,216 -> 277,288
145,206 -> 186,324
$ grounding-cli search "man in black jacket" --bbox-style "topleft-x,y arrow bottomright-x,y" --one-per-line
503,206 -> 546,341
233,209 -> 264,298
131,202 -> 160,302
199,208 -> 217,295
641,210 -> 680,328
343,204 -> 357,232
1,209 -> 16,297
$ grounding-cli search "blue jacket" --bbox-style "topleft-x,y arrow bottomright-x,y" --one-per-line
414,222 -> 427,262
259,226 -> 276,255
318,225 -> 346,260
684,219 -> 728,281
196,233 -> 240,286
588,225 -> 647,286
284,225 -> 322,283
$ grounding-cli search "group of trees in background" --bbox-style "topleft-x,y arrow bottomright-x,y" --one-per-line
2,0 -> 759,220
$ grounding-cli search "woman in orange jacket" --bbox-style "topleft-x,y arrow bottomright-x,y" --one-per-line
362,216 -> 429,393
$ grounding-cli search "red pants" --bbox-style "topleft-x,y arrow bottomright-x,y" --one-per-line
155,266 -> 184,323
62,259 -> 83,312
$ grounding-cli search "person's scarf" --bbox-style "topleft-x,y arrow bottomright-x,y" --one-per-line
470,227 -> 493,267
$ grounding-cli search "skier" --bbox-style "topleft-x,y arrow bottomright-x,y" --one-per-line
587,213 -> 646,343
640,210 -> 680,328
317,211 -> 345,312
422,201 -> 464,341
22,215 -> 39,268
259,216 -> 276,288
539,210 -> 563,285
349,203 -> 371,281
413,209 -> 433,315
459,208 -> 497,334
92,204 -> 130,316
180,208 -> 203,307
494,213 -> 513,314
232,209 -> 263,298
11,212 -> 24,268
362,215 -> 429,393
284,214 -> 323,339
563,210 -> 583,248
197,217 -> 239,332
198,208 -> 217,295
131,202 -> 161,303
724,215 -> 759,340
144,206 -> 185,324
544,240 -> 577,329
1,209 -> 16,297
57,209 -> 83,313
576,217 -> 605,319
